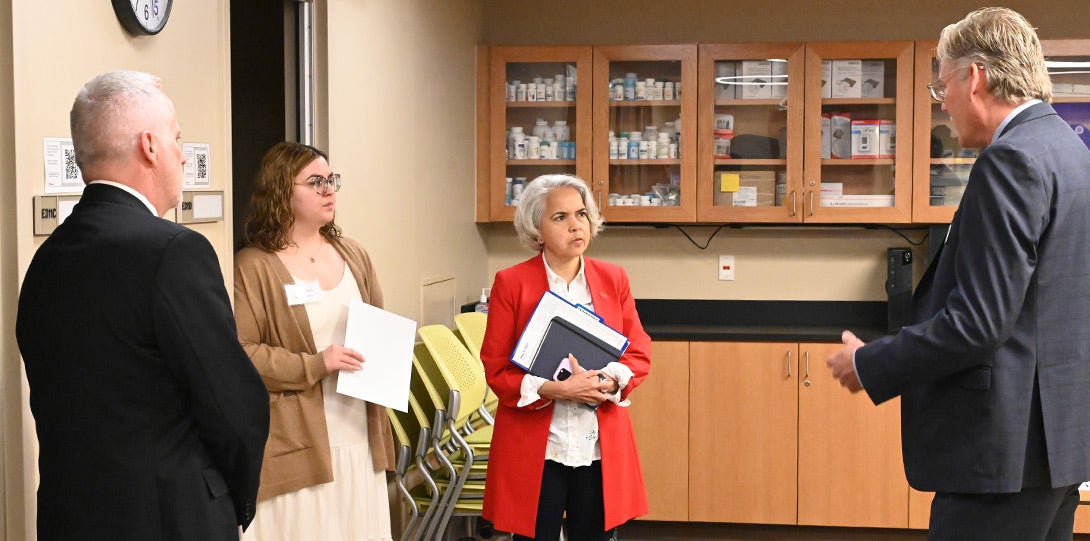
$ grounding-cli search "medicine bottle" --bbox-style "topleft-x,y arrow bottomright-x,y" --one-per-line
553,120 -> 569,142
532,118 -> 548,139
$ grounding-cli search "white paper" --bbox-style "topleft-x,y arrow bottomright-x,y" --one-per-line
337,300 -> 417,412
43,137 -> 85,194
183,142 -> 211,187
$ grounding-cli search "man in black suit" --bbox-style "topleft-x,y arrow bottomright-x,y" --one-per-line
827,8 -> 1090,541
16,71 -> 269,540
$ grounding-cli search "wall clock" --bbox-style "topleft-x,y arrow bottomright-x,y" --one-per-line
112,0 -> 173,36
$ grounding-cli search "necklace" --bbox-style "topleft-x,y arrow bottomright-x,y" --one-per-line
297,239 -> 324,263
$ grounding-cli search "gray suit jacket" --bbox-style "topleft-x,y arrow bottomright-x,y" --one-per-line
856,102 -> 1090,494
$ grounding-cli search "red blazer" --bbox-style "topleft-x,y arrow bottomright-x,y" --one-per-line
480,255 -> 651,536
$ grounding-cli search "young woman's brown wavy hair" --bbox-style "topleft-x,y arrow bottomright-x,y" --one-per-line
244,141 -> 342,252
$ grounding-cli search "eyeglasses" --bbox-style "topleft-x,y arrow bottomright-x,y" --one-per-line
927,64 -> 979,103
294,173 -> 342,195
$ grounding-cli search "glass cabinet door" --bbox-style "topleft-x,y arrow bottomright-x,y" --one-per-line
803,41 -> 914,224
592,44 -> 697,222
696,43 -> 805,223
913,40 -> 1090,223
489,46 -> 592,221
912,40 -> 973,223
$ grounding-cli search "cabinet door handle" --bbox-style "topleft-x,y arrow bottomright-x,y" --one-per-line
596,189 -> 602,212
786,350 -> 793,378
804,351 -> 811,387
790,190 -> 797,217
808,189 -> 814,217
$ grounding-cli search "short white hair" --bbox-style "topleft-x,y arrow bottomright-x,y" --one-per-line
69,71 -> 173,170
513,174 -> 605,251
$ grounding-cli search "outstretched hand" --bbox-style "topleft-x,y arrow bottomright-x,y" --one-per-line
826,330 -> 865,393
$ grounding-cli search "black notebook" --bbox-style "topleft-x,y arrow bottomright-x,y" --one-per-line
527,316 -> 624,381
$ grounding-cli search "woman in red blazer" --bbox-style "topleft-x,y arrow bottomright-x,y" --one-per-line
480,174 -> 652,540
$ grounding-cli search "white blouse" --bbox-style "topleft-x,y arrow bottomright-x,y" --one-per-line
517,253 -> 634,467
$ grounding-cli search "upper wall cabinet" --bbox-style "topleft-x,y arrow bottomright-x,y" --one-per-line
696,43 -> 805,223
487,46 -> 593,222
802,41 -> 915,224
592,44 -> 698,223
913,39 -> 1090,223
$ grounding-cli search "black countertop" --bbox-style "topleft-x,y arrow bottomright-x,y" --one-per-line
635,299 -> 892,343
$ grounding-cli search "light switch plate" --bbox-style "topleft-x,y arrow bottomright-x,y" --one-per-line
719,255 -> 735,281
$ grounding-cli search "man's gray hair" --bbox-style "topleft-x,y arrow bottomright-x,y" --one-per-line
70,71 -> 172,170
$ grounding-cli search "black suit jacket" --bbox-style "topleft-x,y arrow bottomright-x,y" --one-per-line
16,184 -> 270,540
856,102 -> 1090,494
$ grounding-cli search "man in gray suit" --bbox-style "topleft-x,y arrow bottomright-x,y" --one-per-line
827,8 -> 1090,540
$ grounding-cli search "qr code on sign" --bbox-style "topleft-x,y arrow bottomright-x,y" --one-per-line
196,152 -> 208,180
64,149 -> 79,180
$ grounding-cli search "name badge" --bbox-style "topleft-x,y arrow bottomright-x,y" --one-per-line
285,280 -> 322,306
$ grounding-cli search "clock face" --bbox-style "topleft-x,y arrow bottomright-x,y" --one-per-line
113,0 -> 173,35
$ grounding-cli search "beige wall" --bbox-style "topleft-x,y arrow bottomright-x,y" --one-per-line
2,1 -> 15,536
2,1 -> 234,536
479,0 -> 1090,301
323,0 -> 488,321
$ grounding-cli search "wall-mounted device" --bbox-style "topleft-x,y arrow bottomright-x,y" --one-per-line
887,247 -> 913,331
177,190 -> 225,224
33,195 -> 81,236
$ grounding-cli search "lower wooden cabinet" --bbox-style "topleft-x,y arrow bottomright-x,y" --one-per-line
629,341 -> 690,521
634,340 -> 909,528
796,342 -> 907,528
689,341 -> 798,524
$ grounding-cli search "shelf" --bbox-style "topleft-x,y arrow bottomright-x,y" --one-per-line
820,98 -> 897,106
715,98 -> 788,107
609,100 -> 682,107
506,101 -> 576,108
1052,96 -> 1090,103
821,158 -> 895,166
609,158 -> 682,166
930,157 -> 976,165
506,159 -> 578,166
713,159 -> 787,166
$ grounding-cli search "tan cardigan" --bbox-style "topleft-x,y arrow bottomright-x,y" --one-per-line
234,237 -> 396,501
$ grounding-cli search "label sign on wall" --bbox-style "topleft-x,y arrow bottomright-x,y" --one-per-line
178,190 -> 224,224
43,138 -> 85,194
183,143 -> 211,188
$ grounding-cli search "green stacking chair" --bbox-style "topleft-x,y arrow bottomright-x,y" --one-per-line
453,311 -> 498,425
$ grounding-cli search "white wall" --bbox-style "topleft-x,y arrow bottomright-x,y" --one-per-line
323,0 -> 488,321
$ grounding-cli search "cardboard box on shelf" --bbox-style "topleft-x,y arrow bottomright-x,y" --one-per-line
821,113 -> 831,159
851,120 -> 881,159
831,59 -> 862,98
821,60 -> 832,99
879,121 -> 896,158
741,60 -> 773,99
860,60 -> 885,98
771,60 -> 788,99
715,61 -> 738,100
714,170 -> 776,207
830,112 -> 852,158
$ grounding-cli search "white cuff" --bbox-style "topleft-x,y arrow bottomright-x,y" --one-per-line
601,361 -> 634,407
517,373 -> 549,408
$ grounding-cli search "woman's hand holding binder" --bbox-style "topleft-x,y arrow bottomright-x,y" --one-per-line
539,355 -> 615,406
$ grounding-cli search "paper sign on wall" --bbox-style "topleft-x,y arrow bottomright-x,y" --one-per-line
43,137 -> 85,194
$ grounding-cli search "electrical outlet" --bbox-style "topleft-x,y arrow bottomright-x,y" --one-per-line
719,255 -> 735,281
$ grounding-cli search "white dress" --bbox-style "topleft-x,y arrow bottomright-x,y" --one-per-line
245,263 -> 393,541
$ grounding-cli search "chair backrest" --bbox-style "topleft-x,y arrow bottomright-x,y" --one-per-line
417,324 -> 489,429
453,311 -> 487,360
453,312 -> 498,417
